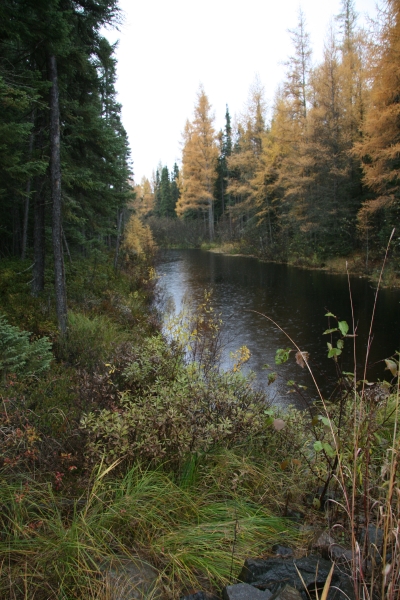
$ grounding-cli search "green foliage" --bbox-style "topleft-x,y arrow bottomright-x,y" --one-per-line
0,314 -> 52,382
323,311 -> 349,360
82,334 -> 268,466
275,348 -> 292,364
59,311 -> 128,369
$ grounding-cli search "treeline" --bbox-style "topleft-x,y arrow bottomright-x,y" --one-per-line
141,0 -> 400,263
0,0 -> 132,331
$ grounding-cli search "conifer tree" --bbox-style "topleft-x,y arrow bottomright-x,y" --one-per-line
355,0 -> 400,249
177,87 -> 218,240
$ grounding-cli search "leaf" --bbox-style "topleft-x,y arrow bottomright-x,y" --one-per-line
323,328 -> 338,335
313,497 -> 321,509
275,348 -> 292,365
320,563 -> 335,600
313,441 -> 324,452
273,419 -> 286,431
287,380 -> 295,386
295,350 -> 309,368
280,459 -> 289,470
327,347 -> 342,359
323,443 -> 336,458
318,416 -> 331,427
338,320 -> 349,336
337,339 -> 344,350
325,312 -> 336,318
385,359 -> 398,377
268,372 -> 277,385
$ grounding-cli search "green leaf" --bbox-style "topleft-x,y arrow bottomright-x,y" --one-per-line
268,372 -> 277,385
338,321 -> 349,336
327,347 -> 342,359
287,380 -> 295,386
337,339 -> 344,350
323,328 -> 338,335
325,312 -> 336,318
322,443 -> 336,458
314,441 -> 324,452
275,348 -> 292,365
319,416 -> 331,427
385,359 -> 398,377
313,497 -> 321,509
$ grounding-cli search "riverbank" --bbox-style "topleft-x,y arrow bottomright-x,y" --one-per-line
1,249 -> 399,599
202,242 -> 400,288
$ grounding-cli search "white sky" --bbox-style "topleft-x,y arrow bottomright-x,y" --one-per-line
108,0 -> 379,183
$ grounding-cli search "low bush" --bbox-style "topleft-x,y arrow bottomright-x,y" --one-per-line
81,334 -> 269,468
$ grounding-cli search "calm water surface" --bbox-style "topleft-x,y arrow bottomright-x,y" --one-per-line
157,249 -> 400,407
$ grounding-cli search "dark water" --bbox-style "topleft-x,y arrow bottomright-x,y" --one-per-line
156,249 -> 400,407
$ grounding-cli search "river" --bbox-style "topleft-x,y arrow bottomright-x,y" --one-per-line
156,249 -> 400,407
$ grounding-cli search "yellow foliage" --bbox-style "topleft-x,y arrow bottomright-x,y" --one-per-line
122,214 -> 156,257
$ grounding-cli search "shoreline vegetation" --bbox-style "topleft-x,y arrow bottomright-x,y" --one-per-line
203,243 -> 400,288
1,240 -> 399,598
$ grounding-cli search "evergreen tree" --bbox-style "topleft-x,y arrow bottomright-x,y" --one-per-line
214,105 -> 232,221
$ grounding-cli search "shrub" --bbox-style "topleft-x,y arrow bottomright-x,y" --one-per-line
0,314 -> 52,383
81,335 -> 269,467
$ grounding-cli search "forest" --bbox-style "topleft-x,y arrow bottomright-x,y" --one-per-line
0,0 -> 400,599
136,0 -> 400,274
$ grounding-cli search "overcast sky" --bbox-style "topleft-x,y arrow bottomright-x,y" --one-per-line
107,0 -> 379,183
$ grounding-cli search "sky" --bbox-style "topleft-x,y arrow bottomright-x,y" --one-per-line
107,0 -> 379,184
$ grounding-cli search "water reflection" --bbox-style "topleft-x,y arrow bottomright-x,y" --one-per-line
157,249 -> 400,408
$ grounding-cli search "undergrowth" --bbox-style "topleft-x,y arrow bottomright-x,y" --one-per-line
1,239 -> 400,599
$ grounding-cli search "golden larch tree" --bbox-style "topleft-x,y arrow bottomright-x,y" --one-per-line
176,86 -> 218,240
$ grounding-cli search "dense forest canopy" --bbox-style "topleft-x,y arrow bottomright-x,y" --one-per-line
0,0 -> 132,331
139,0 -> 400,264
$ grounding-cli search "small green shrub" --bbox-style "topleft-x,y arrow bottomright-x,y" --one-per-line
0,314 -> 52,382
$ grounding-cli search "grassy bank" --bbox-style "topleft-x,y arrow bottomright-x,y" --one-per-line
1,248 -> 399,598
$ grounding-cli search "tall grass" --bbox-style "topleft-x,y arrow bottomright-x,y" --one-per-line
0,453 -> 300,599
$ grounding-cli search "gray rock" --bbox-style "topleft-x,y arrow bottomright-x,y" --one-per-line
223,583 -> 272,600
272,546 -> 294,558
238,556 -> 339,594
312,531 -> 335,555
271,585 -> 302,600
100,556 -> 161,600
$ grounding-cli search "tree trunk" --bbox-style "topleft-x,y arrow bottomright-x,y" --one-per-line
31,177 -> 46,296
48,53 -> 67,334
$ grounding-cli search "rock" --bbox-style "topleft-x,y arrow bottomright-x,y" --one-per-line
329,544 -> 354,566
223,583 -> 272,600
359,525 -> 384,555
99,556 -> 161,600
271,585 -> 302,600
312,530 -> 335,556
239,556 -> 353,600
272,546 -> 294,558
238,556 -> 339,594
